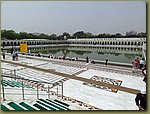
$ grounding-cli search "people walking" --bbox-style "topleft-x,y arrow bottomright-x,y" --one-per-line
135,88 -> 146,110
136,57 -> 140,69
2,51 -> 5,59
11,47 -> 13,54
12,51 -> 16,61
139,58 -> 145,69
15,52 -> 18,61
86,56 -> 89,63
105,58 -> 109,65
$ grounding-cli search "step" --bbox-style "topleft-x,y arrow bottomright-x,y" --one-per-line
1,82 -> 8,86
19,102 -> 36,110
54,99 -> 70,107
39,99 -> 65,110
33,103 -> 47,110
1,104 -> 9,111
36,101 -> 56,110
7,102 -> 25,110
46,99 -> 70,110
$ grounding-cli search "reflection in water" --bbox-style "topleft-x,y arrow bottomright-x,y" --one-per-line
31,47 -> 143,64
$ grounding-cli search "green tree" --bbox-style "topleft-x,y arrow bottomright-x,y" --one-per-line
125,30 -> 137,37
73,31 -> 86,38
49,34 -> 57,40
18,32 -> 28,39
38,33 -> 49,39
1,30 -> 17,40
62,32 -> 71,39
137,32 -> 146,37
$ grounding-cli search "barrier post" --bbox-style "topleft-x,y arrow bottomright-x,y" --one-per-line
22,77 -> 25,100
62,82 -> 63,99
48,85 -> 50,99
1,75 -> 6,101
14,69 -> 16,80
37,84 -> 39,99
57,85 -> 58,99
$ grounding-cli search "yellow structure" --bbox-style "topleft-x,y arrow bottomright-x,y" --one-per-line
20,43 -> 28,52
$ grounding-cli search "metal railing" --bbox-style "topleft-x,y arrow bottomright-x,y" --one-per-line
1,69 -> 63,101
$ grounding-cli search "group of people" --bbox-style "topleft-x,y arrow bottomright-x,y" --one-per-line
86,56 -> 95,64
132,57 -> 145,69
132,57 -> 146,82
132,57 -> 146,110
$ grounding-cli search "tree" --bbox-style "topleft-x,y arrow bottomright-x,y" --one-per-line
137,32 -> 146,37
18,32 -> 28,39
115,33 -> 123,38
49,34 -> 57,40
125,30 -> 137,37
73,31 -> 86,38
85,32 -> 94,38
62,32 -> 71,39
1,30 -> 17,40
38,33 -> 49,39
28,33 -> 40,39
98,33 -> 111,38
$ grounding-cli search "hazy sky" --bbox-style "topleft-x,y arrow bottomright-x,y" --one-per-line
1,1 -> 146,35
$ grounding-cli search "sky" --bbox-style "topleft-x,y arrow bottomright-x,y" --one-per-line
1,1 -> 146,35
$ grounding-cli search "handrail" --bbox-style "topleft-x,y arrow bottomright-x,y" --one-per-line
2,59 -> 141,94
1,67 -> 14,71
1,74 -> 54,85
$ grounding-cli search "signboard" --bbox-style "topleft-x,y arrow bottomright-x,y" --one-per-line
20,43 -> 28,52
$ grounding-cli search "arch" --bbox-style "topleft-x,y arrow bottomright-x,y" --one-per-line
124,42 -> 126,45
11,42 -> 13,46
14,42 -> 16,46
18,42 -> 20,46
138,42 -> 141,46
3,42 -> 5,46
128,42 -> 130,45
110,42 -> 112,45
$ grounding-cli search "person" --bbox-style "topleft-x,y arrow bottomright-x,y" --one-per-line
139,58 -> 145,69
12,51 -> 16,61
28,49 -> 31,54
76,57 -> 78,61
37,53 -> 41,57
2,51 -> 5,59
15,52 -> 18,61
91,60 -> 95,64
136,57 -> 140,69
86,56 -> 89,63
142,64 -> 146,82
135,88 -> 146,110
63,56 -> 65,60
105,58 -> 109,65
11,47 -> 13,54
